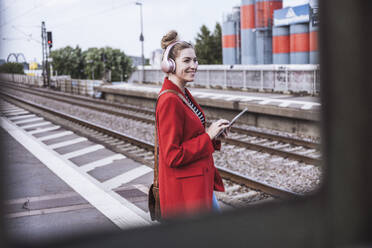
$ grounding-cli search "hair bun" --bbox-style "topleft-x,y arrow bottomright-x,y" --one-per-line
161,30 -> 179,50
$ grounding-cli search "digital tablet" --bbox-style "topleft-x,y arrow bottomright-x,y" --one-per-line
216,107 -> 248,137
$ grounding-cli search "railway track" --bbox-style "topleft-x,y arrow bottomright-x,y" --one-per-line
0,91 -> 300,199
0,82 -> 321,166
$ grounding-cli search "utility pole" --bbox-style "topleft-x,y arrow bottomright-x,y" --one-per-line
41,21 -> 49,87
47,31 -> 53,78
136,2 -> 145,83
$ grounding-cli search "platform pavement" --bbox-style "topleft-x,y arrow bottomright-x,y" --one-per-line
1,127 -> 119,244
0,100 -> 235,244
0,102 -> 154,244
104,82 -> 320,108
97,82 -> 321,129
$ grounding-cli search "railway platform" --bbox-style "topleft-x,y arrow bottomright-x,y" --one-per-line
97,82 -> 320,111
0,98 -> 235,244
96,82 -> 321,137
0,102 -> 154,243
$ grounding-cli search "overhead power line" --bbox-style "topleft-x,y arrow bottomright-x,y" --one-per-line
10,25 -> 42,44
0,0 -> 58,28
49,0 -> 136,29
13,24 -> 41,29
2,37 -> 26,41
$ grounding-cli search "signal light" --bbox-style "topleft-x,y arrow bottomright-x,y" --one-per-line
47,31 -> 53,48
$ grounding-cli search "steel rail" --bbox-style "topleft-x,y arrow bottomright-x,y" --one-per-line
0,82 -> 320,148
0,83 -> 154,123
0,91 -> 154,151
1,82 -> 154,115
0,91 -> 300,199
0,83 -> 321,164
229,127 -> 320,149
1,82 -> 319,147
216,166 -> 301,199
224,137 -> 320,165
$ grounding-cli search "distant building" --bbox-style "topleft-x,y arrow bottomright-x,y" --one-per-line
222,6 -> 241,65
150,49 -> 163,67
128,56 -> 143,67
24,69 -> 42,76
0,59 -> 5,65
222,0 -> 319,65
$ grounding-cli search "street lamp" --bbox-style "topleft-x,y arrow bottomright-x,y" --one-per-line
135,2 -> 145,83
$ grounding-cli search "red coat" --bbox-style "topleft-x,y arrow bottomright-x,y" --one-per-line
156,77 -> 225,219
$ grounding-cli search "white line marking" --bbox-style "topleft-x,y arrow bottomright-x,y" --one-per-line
1,109 -> 22,114
49,137 -> 88,149
13,117 -> 43,124
193,93 -> 210,98
279,102 -> 291,107
80,154 -> 126,172
240,98 -> 256,102
208,95 -> 224,100
103,165 -> 152,190
62,144 -> 104,159
2,109 -> 24,114
38,131 -> 73,141
133,184 -> 149,194
258,100 -> 272,105
5,111 -> 29,116
0,117 -> 149,228
21,121 -> 51,129
225,96 -> 242,101
301,103 -> 314,110
105,84 -> 322,109
8,114 -> 36,120
28,125 -> 61,135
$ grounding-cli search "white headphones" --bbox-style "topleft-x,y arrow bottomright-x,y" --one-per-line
161,41 -> 182,73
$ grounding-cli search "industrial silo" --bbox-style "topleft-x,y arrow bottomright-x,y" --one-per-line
309,0 -> 319,64
222,7 -> 241,64
240,0 -> 256,64
272,25 -> 289,64
309,21 -> 318,64
290,23 -> 309,64
255,0 -> 282,64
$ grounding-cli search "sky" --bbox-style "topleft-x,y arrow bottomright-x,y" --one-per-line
0,0 -> 241,63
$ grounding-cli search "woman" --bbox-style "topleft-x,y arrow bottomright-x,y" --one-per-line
156,30 -> 230,219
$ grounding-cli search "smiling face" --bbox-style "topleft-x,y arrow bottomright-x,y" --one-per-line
173,48 -> 198,83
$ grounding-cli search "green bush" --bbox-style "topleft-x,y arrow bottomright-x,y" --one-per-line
0,63 -> 25,74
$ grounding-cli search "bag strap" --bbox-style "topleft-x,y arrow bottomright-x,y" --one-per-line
154,89 -> 200,188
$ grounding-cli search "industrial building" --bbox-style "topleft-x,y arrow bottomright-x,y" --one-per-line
222,0 -> 318,65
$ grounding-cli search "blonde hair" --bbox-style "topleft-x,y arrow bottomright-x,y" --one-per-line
160,30 -> 193,61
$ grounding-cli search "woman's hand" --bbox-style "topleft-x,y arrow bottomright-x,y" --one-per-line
206,119 -> 230,140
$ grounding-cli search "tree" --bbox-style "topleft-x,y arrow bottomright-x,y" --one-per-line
50,46 -> 134,82
83,47 -> 104,80
83,47 -> 134,82
50,46 -> 85,79
212,23 -> 222,64
0,63 -> 25,74
194,23 -> 222,64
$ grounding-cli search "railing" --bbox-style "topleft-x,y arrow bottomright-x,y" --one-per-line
1,63 -> 320,96
0,73 -> 103,97
130,64 -> 320,95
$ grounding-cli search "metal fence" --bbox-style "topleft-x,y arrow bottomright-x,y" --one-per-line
0,73 -> 103,97
1,64 -> 320,95
130,64 -> 320,94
